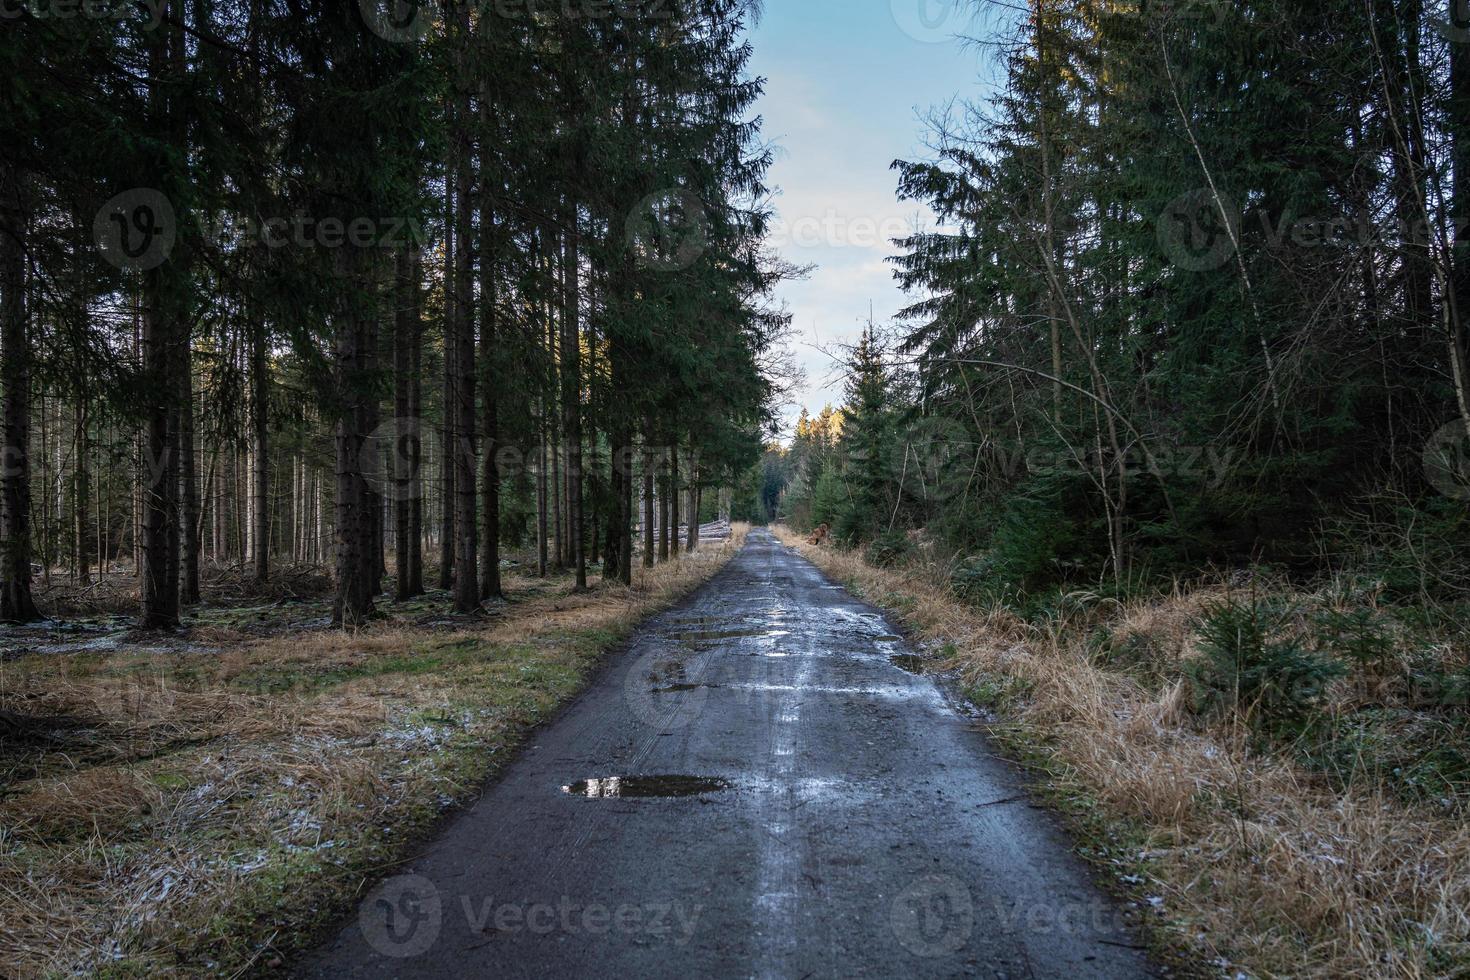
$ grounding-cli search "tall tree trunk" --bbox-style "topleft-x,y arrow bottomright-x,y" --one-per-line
562,204 -> 586,591
686,448 -> 699,553
589,456 -> 601,566
393,248 -> 418,600
471,0 -> 502,603
1393,0 -> 1433,335
669,446 -> 680,557
73,402 -> 90,584
97,437 -> 107,580
210,454 -> 221,562
452,41 -> 478,614
642,424 -> 655,569
658,447 -> 670,562
249,317 -> 269,584
180,358 -> 199,604
603,434 -> 623,583
606,432 -> 633,586
538,408 -> 549,578
551,420 -> 563,570
479,197 -> 502,601
141,270 -> 180,628
620,432 -> 634,585
139,3 -> 182,629
333,249 -> 375,627
364,259 -> 385,601
439,179 -> 457,591
0,165 -> 38,622
485,249 -> 508,602
1452,0 -> 1470,436
407,247 -> 425,596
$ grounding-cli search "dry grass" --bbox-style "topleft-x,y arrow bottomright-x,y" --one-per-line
774,527 -> 1470,978
0,527 -> 746,978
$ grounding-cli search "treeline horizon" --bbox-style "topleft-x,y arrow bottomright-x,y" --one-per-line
2,0 -> 790,627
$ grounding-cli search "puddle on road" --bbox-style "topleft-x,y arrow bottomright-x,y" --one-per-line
889,654 -> 927,675
724,681 -> 929,699
667,616 -> 724,628
562,776 -> 731,799
651,683 -> 720,694
677,628 -> 768,643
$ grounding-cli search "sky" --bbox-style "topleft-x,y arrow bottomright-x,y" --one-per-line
746,0 -> 1014,439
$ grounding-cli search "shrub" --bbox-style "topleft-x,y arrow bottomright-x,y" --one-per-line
864,531 -> 912,569
1312,607 -> 1397,674
1186,597 -> 1346,731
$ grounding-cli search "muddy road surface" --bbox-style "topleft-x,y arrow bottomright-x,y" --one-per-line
297,529 -> 1154,978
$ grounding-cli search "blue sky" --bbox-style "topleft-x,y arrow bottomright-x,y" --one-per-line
746,0 -> 1014,437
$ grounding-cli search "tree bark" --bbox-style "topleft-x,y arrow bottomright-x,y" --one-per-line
551,419 -> 563,570
180,355 -> 199,603
602,432 -> 621,583
642,425 -> 655,569
139,4 -> 182,629
249,317 -> 269,584
407,248 -> 424,596
620,437 -> 634,584
687,451 -> 700,553
140,270 -> 180,628
0,165 -> 38,622
363,260 -> 385,602
393,248 -> 424,600
669,445 -> 680,557
538,404 -> 550,578
479,183 -> 502,601
561,205 -> 586,591
72,401 -> 90,584
1392,0 -> 1433,335
333,248 -> 375,627
451,10 -> 478,614
658,447 -> 670,562
439,177 -> 457,591
1452,0 -> 1470,436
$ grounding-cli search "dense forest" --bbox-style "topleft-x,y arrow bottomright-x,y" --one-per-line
763,0 -> 1470,613
1,0 -> 786,628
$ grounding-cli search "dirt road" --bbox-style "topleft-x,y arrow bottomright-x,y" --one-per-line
296,529 -> 1154,978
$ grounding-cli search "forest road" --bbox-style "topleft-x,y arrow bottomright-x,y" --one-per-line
295,529 -> 1157,979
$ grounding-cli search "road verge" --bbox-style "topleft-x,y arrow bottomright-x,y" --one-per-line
0,527 -> 748,977
772,526 -> 1470,978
